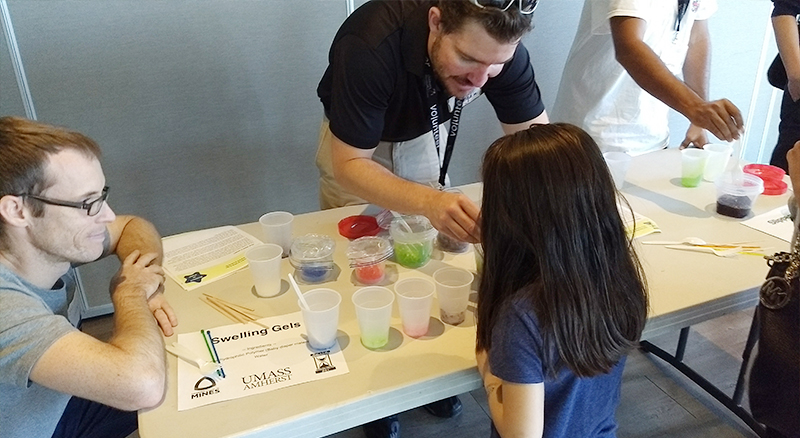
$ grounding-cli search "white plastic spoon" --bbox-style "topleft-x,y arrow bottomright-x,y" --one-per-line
166,343 -> 222,377
665,245 -> 742,257
288,273 -> 310,311
642,237 -> 708,246
390,210 -> 413,233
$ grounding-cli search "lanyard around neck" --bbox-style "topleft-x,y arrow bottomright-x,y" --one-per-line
423,57 -> 464,187
675,0 -> 690,32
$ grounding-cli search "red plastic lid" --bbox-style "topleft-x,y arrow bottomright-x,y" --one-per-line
338,215 -> 381,239
762,178 -> 788,196
743,164 -> 785,181
743,164 -> 787,195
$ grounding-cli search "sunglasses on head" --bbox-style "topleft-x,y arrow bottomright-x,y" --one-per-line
469,0 -> 538,15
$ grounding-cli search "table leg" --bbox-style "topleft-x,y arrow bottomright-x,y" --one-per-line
675,326 -> 690,361
640,324 -> 766,437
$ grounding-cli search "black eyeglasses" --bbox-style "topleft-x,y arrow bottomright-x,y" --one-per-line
469,0 -> 538,15
19,186 -> 110,216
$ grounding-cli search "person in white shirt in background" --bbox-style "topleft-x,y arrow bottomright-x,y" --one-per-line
553,0 -> 743,156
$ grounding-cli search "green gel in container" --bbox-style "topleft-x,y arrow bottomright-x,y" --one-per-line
389,215 -> 437,269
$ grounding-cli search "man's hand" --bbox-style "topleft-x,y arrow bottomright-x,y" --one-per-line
148,292 -> 178,337
686,99 -> 743,142
110,250 -> 164,300
679,124 -> 709,149
424,190 -> 481,243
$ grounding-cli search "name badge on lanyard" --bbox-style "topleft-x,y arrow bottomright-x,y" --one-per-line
673,0 -> 690,43
423,57 -> 464,187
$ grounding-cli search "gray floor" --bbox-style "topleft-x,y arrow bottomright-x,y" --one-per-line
82,309 -> 760,438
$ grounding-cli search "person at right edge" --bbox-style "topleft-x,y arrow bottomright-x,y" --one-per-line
553,0 -> 743,155
768,0 -> 800,172
749,140 -> 800,438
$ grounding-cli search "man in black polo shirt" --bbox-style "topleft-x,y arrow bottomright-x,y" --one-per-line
316,0 -> 547,246
316,1 -> 545,437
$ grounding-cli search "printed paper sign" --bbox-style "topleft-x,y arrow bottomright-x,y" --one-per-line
618,202 -> 661,239
742,205 -> 794,243
162,226 -> 262,291
174,312 -> 348,410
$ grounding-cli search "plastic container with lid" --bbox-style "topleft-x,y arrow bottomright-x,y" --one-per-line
346,236 -> 393,285
289,234 -> 336,283
389,215 -> 437,269
715,173 -> 764,219
743,164 -> 788,196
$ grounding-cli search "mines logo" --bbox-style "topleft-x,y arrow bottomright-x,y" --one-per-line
191,376 -> 220,399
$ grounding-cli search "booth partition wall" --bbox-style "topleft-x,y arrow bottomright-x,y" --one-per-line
0,0 -> 776,315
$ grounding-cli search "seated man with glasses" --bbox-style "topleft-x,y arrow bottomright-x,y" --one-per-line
553,0 -> 743,155
0,116 -> 177,438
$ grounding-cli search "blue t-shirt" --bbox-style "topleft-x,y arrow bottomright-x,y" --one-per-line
488,296 -> 626,438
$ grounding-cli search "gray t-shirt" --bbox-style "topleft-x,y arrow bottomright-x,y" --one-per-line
0,263 -> 80,438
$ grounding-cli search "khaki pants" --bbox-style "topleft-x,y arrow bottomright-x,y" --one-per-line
315,118 -> 449,210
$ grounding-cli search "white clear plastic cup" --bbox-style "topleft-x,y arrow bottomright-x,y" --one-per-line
259,211 -> 294,256
433,267 -> 474,326
436,188 -> 470,253
394,277 -> 435,337
603,152 -> 632,190
300,288 -> 341,350
245,244 -> 283,297
703,144 -> 733,182
352,286 -> 395,349
681,149 -> 709,187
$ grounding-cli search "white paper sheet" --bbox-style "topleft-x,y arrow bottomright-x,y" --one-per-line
742,205 -> 794,243
174,311 -> 348,410
162,226 -> 262,290
618,201 -> 661,239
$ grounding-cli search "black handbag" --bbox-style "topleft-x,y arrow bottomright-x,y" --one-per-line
768,54 -> 788,90
750,250 -> 800,437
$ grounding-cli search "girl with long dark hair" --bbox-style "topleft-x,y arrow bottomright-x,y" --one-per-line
476,123 -> 648,438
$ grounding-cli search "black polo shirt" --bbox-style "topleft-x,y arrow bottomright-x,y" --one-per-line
772,0 -> 800,16
317,0 -> 545,149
